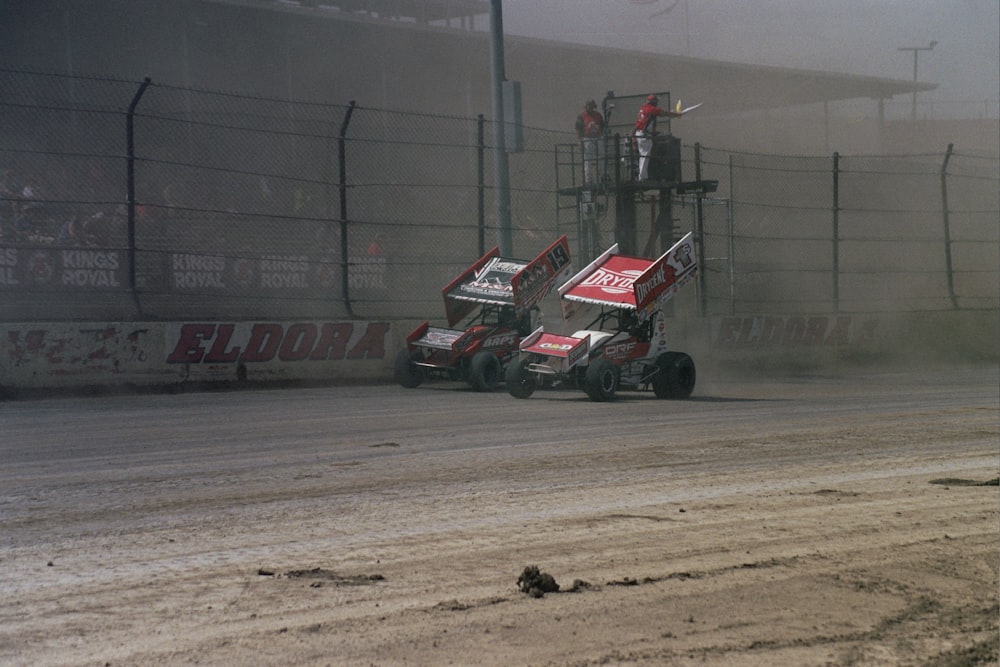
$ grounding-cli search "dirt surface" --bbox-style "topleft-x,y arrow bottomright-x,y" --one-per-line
1,366 -> 997,666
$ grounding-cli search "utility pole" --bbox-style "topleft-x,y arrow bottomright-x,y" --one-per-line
898,40 -> 936,121
490,0 -> 512,255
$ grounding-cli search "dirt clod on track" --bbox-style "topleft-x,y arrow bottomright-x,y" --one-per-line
518,565 -> 561,597
0,366 -> 997,666
283,568 -> 385,585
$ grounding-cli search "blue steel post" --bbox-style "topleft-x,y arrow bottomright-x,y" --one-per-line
478,114 -> 485,256
126,76 -> 151,318
339,101 -> 356,316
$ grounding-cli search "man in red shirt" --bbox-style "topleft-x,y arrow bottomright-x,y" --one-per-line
633,94 -> 681,181
575,99 -> 605,184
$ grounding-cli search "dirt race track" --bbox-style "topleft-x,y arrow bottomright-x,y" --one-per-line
1,365 -> 998,667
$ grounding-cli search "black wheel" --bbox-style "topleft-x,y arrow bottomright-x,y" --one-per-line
394,348 -> 424,388
469,350 -> 502,392
584,357 -> 619,402
505,354 -> 537,399
651,351 -> 696,399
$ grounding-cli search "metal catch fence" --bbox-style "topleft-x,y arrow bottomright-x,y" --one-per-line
1,68 -> 997,323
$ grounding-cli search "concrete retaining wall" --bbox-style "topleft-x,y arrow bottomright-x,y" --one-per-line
0,319 -> 393,391
2,311 -> 995,393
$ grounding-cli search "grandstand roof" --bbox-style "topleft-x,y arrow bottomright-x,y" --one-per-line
502,34 -> 937,116
231,0 -> 491,24
229,0 -> 937,115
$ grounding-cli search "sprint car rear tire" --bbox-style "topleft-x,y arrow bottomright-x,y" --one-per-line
505,354 -> 537,399
652,351 -> 696,399
469,350 -> 502,392
394,348 -> 424,388
585,357 -> 619,402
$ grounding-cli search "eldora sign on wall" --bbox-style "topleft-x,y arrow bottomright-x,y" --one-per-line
713,315 -> 878,347
166,321 -> 390,364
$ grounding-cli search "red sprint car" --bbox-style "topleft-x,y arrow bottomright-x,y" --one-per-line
394,236 -> 572,391
506,232 -> 698,401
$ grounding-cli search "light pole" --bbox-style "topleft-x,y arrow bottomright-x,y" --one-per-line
489,0 -> 512,255
898,40 -> 936,121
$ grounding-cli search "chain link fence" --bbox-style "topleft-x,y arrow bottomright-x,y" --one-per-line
1,68 -> 997,323
691,145 -> 1000,314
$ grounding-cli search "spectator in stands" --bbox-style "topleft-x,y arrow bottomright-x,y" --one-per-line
14,176 -> 44,241
56,211 -> 84,245
55,205 -> 119,247
96,205 -> 127,246
163,181 -> 184,218
575,99 -> 605,184
256,176 -> 274,212
368,233 -> 385,256
632,94 -> 681,181
0,166 -> 16,241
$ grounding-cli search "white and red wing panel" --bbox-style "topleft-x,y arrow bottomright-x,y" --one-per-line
521,331 -> 588,360
442,246 -> 521,326
410,326 -> 466,351
519,328 -> 590,371
510,235 -> 572,313
561,251 -> 649,309
633,232 -> 698,311
559,232 -> 698,314
442,236 -> 572,327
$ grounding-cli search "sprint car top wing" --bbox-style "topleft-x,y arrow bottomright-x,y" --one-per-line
442,235 -> 572,326
559,232 -> 697,317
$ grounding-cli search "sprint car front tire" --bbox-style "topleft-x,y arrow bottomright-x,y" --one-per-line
469,350 -> 502,392
394,348 -> 424,388
652,351 -> 696,399
505,354 -> 537,399
584,357 -> 619,402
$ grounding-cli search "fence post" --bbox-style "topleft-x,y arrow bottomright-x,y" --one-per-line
126,76 -> 151,319
477,114 -> 485,256
940,143 -> 958,309
832,151 -> 840,313
694,142 -> 707,316
727,154 -> 736,316
339,100 -> 356,316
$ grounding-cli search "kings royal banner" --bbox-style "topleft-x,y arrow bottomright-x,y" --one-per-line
0,246 -> 126,290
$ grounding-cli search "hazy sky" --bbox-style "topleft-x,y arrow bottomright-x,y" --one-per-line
501,0 -> 999,106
